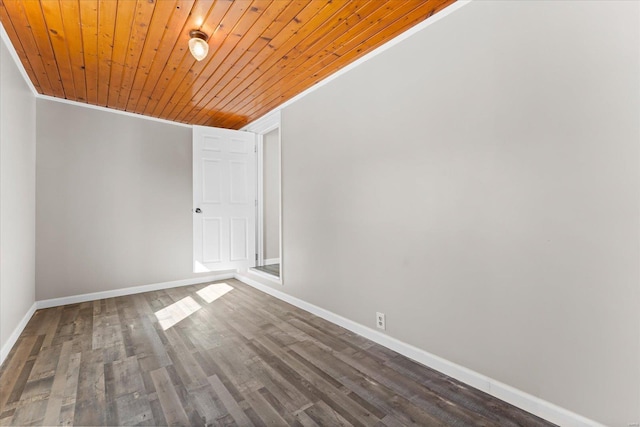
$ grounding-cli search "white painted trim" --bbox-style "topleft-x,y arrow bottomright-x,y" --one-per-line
241,1 -> 471,131
264,258 -> 280,265
1,19 -> 189,129
2,2 -> 468,134
37,95 -> 192,129
1,273 -> 236,366
0,302 -> 37,366
233,273 -> 604,427
247,267 -> 281,284
0,22 -> 38,96
256,135 -> 265,266
0,268 -> 605,426
249,111 -> 283,285
242,110 -> 281,134
36,272 -> 236,309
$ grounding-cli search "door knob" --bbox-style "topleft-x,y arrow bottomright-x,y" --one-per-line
195,208 -> 202,213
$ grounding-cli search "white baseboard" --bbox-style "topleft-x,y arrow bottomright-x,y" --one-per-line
36,272 -> 236,309
0,271 -> 604,426
233,273 -> 603,427
263,258 -> 280,265
1,273 -> 236,366
248,267 -> 282,285
0,302 -> 37,366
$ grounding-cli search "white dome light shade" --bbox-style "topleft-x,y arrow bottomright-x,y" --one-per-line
188,30 -> 209,61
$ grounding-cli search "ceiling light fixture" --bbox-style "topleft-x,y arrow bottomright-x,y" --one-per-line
188,29 -> 209,61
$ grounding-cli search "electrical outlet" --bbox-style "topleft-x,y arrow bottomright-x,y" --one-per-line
628,423 -> 639,427
376,312 -> 386,330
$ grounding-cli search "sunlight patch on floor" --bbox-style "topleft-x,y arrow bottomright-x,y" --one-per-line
196,282 -> 233,303
155,296 -> 202,330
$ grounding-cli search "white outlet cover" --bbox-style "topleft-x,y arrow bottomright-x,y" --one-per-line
376,312 -> 386,330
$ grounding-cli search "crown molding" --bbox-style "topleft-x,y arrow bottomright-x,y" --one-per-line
244,0 -> 472,129
0,22 -> 38,96
37,95 -> 193,129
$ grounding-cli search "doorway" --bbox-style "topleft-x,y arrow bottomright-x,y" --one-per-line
254,126 -> 281,280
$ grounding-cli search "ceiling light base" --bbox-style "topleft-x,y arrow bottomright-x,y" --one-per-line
189,30 -> 209,61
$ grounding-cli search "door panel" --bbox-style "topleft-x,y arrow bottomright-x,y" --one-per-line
230,161 -> 248,203
193,125 -> 256,272
203,218 -> 222,263
230,217 -> 249,261
202,160 -> 222,202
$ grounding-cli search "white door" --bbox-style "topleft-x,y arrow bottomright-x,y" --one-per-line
193,125 -> 256,272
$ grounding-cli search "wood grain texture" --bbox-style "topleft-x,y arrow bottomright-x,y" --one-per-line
0,0 -> 455,129
0,279 -> 556,426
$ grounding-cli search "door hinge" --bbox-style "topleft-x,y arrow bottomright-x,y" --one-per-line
255,199 -> 258,207
254,143 -> 257,153
255,253 -> 258,261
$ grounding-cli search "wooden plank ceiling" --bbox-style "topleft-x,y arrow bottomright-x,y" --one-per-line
0,0 -> 454,129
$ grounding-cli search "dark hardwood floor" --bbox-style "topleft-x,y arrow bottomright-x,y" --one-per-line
0,279 -> 555,426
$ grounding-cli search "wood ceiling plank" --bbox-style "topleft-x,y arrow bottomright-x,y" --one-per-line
107,0 -> 138,107
123,0 -> 180,111
191,0 -> 382,126
129,0 -> 195,112
143,0 -> 258,118
225,0 -> 454,128
1,0 -> 456,128
184,0 -> 347,125
143,0 -> 258,119
38,0 -> 75,99
2,0 -> 55,95
96,0 -> 117,106
210,0 -> 386,126
189,0 -> 369,125
219,0 -> 393,123
161,0 -> 297,122
234,1 -> 440,124
132,0 -> 228,115
303,0 -> 455,82
115,0 -> 156,110
78,0 -> 98,104
19,0 -> 65,97
0,3 -> 43,93
58,0 -> 87,102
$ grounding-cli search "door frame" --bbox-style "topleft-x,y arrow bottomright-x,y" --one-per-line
244,111 -> 283,284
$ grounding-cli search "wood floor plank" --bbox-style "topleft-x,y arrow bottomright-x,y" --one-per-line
290,340 -> 449,426
0,335 -> 39,411
73,350 -> 107,426
385,355 -> 529,426
59,350 -> 81,423
252,335 -> 380,426
41,340 -> 73,425
257,386 -> 304,426
208,374 -> 254,426
26,309 -> 62,350
245,388 -> 290,426
295,409 -> 321,427
251,358 -> 313,414
0,279 -> 556,427
8,398 -> 48,426
150,367 -> 190,426
113,392 -> 154,426
188,382 -> 228,426
304,400 -> 353,426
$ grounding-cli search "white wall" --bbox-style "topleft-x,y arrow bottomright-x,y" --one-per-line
274,1 -> 639,425
263,128 -> 280,261
0,38 -> 36,355
36,100 -> 211,300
